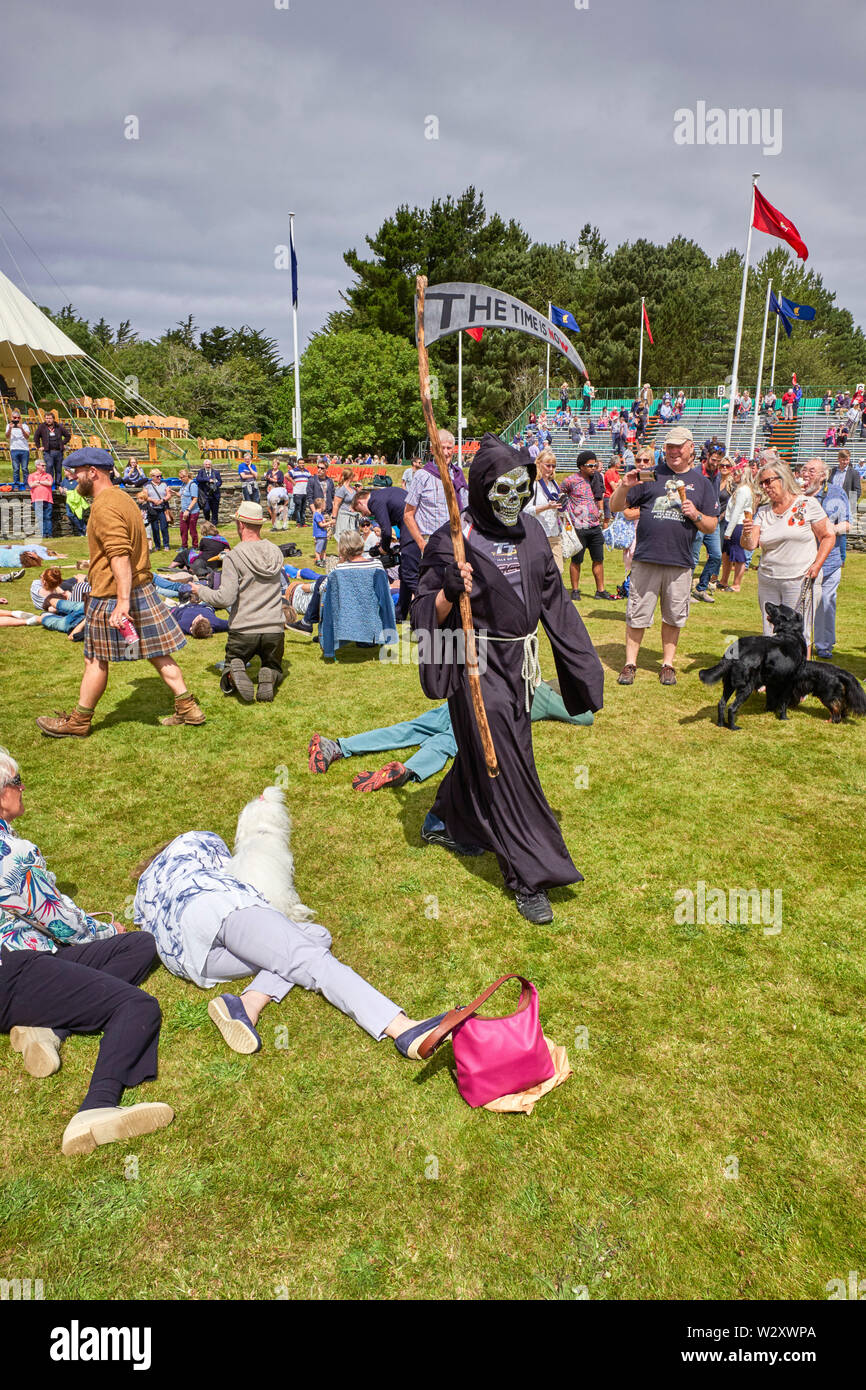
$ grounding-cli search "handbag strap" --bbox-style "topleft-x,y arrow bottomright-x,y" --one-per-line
417,974 -> 532,1060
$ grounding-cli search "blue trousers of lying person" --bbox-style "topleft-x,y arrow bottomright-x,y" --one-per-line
338,681 -> 593,783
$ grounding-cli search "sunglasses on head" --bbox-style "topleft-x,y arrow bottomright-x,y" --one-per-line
5,774 -> 23,788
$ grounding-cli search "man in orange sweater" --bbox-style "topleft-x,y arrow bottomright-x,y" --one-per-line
36,448 -> 205,738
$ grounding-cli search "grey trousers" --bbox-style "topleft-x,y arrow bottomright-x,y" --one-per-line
203,906 -> 400,1040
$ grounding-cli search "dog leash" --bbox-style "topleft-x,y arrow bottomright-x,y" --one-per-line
795,576 -> 815,653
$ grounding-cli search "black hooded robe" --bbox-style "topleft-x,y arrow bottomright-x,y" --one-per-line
410,434 -> 604,894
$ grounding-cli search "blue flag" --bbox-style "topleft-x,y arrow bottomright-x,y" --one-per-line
779,294 -> 815,322
290,220 -> 299,309
550,304 -> 580,333
769,291 -> 793,338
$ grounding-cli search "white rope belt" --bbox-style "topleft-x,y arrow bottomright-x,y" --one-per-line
475,628 -> 541,712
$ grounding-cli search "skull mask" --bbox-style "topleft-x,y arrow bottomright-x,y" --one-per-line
487,466 -> 531,527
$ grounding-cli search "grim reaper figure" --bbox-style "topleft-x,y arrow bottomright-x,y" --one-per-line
411,432 -> 604,923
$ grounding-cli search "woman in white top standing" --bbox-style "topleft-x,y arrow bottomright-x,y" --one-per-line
718,464 -> 756,593
525,448 -> 564,574
5,410 -> 31,492
741,460 -> 835,636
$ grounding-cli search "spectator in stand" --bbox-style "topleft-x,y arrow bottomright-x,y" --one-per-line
837,420 -> 850,447
673,390 -> 686,420
596,407 -> 610,432
309,460 -> 335,513
289,459 -> 311,526
634,400 -> 648,441
610,426 -> 719,687
195,458 -> 222,523
560,382 -> 570,412
821,391 -> 833,416
659,396 -> 673,426
717,464 -> 755,593
791,377 -> 802,416
580,379 -> 593,415
824,422 -> 838,449
560,450 -> 617,602
238,453 -> 259,503
33,411 -> 71,488
762,406 -> 778,441
800,458 -> 849,660
831,449 -> 861,522
5,409 -> 31,492
177,469 -> 200,550
610,413 -> 625,457
741,460 -> 835,638
27,457 -> 54,539
691,450 -> 724,603
123,460 -> 147,490
525,447 -> 564,576
65,484 -> 90,537
569,416 -> 587,447
762,389 -> 778,414
145,469 -> 172,551
780,387 -> 795,421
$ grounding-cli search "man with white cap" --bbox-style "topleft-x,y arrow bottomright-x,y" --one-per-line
193,500 -> 285,702
609,425 -> 719,686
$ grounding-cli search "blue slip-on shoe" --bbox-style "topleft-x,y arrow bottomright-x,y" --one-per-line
421,811 -> 486,857
208,994 -> 262,1054
394,1012 -> 449,1060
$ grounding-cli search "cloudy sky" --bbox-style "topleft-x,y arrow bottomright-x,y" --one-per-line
2,0 -> 864,366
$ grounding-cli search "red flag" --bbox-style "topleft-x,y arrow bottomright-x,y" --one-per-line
642,302 -> 654,346
464,326 -> 484,342
752,187 -> 808,261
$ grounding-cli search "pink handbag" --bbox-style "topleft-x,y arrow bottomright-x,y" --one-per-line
418,974 -> 555,1108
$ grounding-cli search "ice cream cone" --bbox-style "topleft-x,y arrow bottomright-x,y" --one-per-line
676,483 -> 686,505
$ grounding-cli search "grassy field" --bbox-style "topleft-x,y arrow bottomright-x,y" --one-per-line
1,529 -> 864,1302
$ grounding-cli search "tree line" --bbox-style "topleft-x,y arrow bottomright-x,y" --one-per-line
41,187 -> 866,455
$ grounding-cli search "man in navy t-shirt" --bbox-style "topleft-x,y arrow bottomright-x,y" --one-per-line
609,425 -> 719,687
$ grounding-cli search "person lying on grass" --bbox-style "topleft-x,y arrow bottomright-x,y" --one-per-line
133,821 -> 446,1060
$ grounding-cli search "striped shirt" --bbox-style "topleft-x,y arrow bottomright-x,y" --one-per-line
405,470 -> 465,536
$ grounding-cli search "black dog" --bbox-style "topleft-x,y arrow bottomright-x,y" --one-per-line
789,660 -> 866,722
698,603 -> 806,730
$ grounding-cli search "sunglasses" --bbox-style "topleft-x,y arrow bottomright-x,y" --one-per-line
760,477 -> 781,486
5,774 -> 23,788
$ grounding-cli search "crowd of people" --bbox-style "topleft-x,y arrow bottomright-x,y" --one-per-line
0,392 -> 863,1152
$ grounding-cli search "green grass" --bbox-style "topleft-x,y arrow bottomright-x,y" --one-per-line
1,529 -> 864,1301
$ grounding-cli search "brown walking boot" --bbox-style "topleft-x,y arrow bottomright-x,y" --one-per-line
36,707 -> 93,738
159,693 -> 206,726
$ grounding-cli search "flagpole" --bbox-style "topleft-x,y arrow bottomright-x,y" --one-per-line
724,173 -> 760,456
545,301 -> 551,407
457,328 -> 463,468
750,279 -> 772,459
637,296 -> 645,401
289,211 -> 302,459
769,310 -> 780,395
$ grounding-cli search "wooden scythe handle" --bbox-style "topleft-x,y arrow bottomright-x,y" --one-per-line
415,274 -> 499,778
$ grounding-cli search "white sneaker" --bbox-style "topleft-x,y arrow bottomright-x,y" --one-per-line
61,1102 -> 174,1156
10,1026 -> 62,1076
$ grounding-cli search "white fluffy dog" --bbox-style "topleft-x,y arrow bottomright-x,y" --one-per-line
229,785 -> 316,921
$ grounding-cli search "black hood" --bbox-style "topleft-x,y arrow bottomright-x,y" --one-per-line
466,432 -> 537,541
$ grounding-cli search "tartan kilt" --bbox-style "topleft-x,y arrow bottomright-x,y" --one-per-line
84,580 -> 187,662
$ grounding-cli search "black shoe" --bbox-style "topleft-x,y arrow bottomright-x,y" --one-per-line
594,590 -> 618,601
514,888 -> 553,924
421,813 -> 485,857
288,620 -> 314,634
570,589 -> 582,601
228,658 -> 256,703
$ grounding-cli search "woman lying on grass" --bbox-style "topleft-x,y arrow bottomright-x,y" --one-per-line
132,817 -> 445,1061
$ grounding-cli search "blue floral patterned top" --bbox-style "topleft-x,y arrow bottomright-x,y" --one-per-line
0,818 -> 117,957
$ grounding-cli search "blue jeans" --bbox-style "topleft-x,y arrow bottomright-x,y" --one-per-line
11,451 -> 29,489
41,600 -> 86,633
153,574 -> 192,597
151,511 -> 170,549
34,499 -> 53,538
691,526 -> 722,589
66,504 -> 88,536
813,566 -> 842,655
